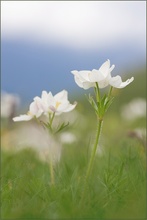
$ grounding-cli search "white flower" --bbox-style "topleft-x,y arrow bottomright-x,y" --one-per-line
121,98 -> 146,121
4,123 -> 62,164
71,59 -> 134,89
59,132 -> 76,144
13,90 -> 77,122
71,59 -> 115,89
1,91 -> 20,118
35,90 -> 77,116
13,99 -> 43,122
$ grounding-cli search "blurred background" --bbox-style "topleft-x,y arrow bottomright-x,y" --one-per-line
1,1 -> 146,105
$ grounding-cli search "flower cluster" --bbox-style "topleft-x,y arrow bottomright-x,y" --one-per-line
71,59 -> 134,89
13,90 -> 77,122
12,59 -> 134,188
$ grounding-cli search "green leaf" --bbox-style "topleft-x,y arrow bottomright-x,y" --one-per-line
55,122 -> 69,134
101,94 -> 107,106
104,97 -> 114,113
86,94 -> 98,113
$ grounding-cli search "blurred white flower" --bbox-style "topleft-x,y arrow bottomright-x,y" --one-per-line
13,99 -> 43,121
2,123 -> 62,164
128,128 -> 146,140
59,132 -> 76,144
127,128 -> 146,147
1,91 -> 20,118
71,59 -> 134,89
121,98 -> 146,121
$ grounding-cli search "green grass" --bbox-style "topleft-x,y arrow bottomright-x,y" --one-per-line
1,138 -> 146,219
1,69 -> 146,219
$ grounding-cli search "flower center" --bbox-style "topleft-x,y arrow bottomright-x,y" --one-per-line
27,111 -> 33,116
55,101 -> 61,109
27,111 -> 32,115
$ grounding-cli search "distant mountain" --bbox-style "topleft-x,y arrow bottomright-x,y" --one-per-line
1,39 -> 145,104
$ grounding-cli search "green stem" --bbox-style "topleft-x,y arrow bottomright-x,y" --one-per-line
85,118 -> 103,180
48,113 -> 55,186
95,82 -> 101,103
80,118 -> 103,205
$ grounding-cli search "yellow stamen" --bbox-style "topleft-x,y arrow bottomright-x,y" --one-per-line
27,111 -> 32,116
55,101 -> 61,109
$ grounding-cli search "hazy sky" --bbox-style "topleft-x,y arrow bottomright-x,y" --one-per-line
1,1 -> 146,50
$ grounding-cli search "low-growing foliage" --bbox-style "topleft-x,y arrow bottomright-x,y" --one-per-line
1,127 -> 146,219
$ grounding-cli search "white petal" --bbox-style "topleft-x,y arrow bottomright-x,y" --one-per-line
78,71 -> 91,81
97,73 -> 111,88
99,59 -> 110,74
109,64 -> 115,72
109,76 -> 134,88
99,60 -> 115,78
74,75 -> 85,88
89,69 -> 105,82
41,91 -> 48,102
62,102 -> 77,112
34,96 -> 47,112
71,70 -> 91,82
56,101 -> 77,114
116,77 -> 134,88
98,79 -> 109,88
82,81 -> 95,89
29,100 -> 42,118
109,75 -> 122,87
29,101 -> 39,115
54,90 -> 68,101
13,114 -> 32,121
71,70 -> 78,75
47,92 -> 54,107
56,102 -> 69,113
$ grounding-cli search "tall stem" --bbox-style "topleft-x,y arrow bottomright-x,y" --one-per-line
48,114 -> 55,186
85,118 -> 103,181
80,118 -> 103,205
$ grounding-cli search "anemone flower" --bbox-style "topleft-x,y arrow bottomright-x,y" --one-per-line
34,90 -> 77,116
71,59 -> 134,89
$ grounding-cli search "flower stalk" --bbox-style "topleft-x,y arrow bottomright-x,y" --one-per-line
77,60 -> 134,206
80,117 -> 103,206
85,82 -> 103,180
85,118 -> 103,181
80,83 -> 105,205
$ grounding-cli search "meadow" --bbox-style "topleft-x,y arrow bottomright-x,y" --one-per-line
1,69 -> 146,219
